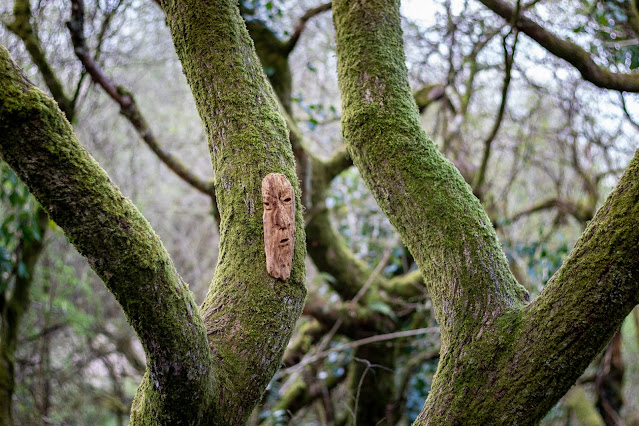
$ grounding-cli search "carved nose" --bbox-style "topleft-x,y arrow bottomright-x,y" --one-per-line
275,207 -> 290,229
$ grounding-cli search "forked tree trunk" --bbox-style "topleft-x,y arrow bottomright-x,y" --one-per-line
331,0 -> 639,423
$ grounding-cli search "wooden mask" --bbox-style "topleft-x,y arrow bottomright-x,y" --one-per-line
262,173 -> 295,280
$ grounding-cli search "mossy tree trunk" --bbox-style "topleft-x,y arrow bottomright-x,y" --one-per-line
0,0 -> 306,422
332,0 -> 639,424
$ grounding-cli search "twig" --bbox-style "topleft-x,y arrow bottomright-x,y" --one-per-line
281,327 -> 438,375
473,26 -> 519,197
620,92 -> 639,131
352,357 -> 393,426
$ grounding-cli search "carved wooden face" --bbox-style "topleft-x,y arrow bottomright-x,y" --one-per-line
262,173 -> 295,280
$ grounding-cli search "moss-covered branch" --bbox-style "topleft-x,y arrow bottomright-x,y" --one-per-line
0,45 -> 214,424
478,0 -> 639,92
332,0 -> 528,350
5,0 -> 74,119
158,0 -> 307,422
416,149 -> 639,423
332,0 -> 639,422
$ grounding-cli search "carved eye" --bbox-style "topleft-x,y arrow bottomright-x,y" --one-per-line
283,197 -> 292,203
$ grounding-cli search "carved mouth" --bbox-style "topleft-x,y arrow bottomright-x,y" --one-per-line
279,237 -> 290,247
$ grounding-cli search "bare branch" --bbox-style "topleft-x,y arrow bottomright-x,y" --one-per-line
285,2 -> 332,53
473,28 -> 519,197
66,0 -> 216,199
505,197 -> 592,225
620,92 -> 639,131
282,327 -> 439,374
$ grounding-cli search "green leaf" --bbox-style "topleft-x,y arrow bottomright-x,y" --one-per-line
369,300 -> 396,319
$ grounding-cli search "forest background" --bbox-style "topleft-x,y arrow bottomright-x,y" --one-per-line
0,0 -> 638,424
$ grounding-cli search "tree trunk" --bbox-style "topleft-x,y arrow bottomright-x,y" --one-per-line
0,208 -> 48,425
1,0 -> 307,416
331,0 -> 639,423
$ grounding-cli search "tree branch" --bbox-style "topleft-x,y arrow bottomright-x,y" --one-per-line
285,2 -> 332,54
473,29 -> 518,198
0,45 -> 214,423
333,0 -> 528,351
66,0 -> 216,199
507,148 -> 639,421
282,327 -> 439,374
620,92 -> 639,132
477,0 -> 639,92
324,147 -> 353,181
5,0 -> 74,119
506,197 -> 592,225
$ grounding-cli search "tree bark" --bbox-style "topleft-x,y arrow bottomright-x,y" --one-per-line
0,44 -> 215,423
151,0 -> 308,423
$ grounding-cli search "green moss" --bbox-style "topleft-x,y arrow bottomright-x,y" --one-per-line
330,1 -> 639,424
332,0 -> 527,352
1,45 -> 214,424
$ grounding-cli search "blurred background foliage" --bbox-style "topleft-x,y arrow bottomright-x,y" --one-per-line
0,0 -> 638,424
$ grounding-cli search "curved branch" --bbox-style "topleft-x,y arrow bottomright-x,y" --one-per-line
67,0 -> 216,199
324,146 -> 353,181
0,45 -> 214,423
506,197 -> 592,225
285,2 -> 332,53
418,149 -> 639,424
5,0 -> 74,119
620,92 -> 639,131
477,0 -> 639,92
506,148 -> 639,422
333,0 -> 528,350
473,30 -> 518,197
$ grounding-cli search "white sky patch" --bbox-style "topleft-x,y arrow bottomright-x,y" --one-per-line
402,0 -> 438,26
